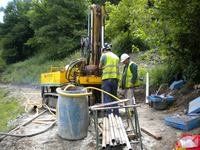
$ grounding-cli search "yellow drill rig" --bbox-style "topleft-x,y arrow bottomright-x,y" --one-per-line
40,4 -> 105,108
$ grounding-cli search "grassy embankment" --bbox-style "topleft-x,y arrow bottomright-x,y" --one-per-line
0,48 -> 172,88
0,88 -> 24,132
0,52 -> 81,85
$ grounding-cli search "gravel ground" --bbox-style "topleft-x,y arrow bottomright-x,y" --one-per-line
0,84 -> 199,150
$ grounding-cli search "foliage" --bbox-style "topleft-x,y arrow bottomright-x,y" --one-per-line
0,52 -> 6,71
0,0 -> 34,64
157,0 -> 200,82
149,64 -> 169,86
0,0 -> 200,85
0,89 -> 24,132
105,0 -> 151,54
26,0 -> 87,60
106,0 -> 200,83
89,0 -> 120,5
0,0 -> 87,65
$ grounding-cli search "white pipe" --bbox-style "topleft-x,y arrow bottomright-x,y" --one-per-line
132,96 -> 136,105
115,115 -> 126,145
111,114 -> 120,144
87,11 -> 90,37
90,7 -> 93,61
101,26 -> 104,48
101,6 -> 104,48
108,114 -> 115,143
106,117 -> 110,146
102,117 -> 106,149
118,116 -> 132,150
145,72 -> 149,103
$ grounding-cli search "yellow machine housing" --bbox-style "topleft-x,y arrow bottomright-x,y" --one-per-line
41,67 -> 68,86
41,70 -> 68,86
78,75 -> 102,85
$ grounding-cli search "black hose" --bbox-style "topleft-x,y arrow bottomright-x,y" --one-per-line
0,121 -> 56,138
66,59 -> 85,81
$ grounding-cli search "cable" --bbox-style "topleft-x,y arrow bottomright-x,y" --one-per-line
66,59 -> 85,81
42,104 -> 56,117
0,121 -> 56,137
56,85 -> 121,100
55,84 -> 121,100
84,86 -> 121,101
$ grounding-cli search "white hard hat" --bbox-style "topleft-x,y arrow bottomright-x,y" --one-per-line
120,53 -> 130,63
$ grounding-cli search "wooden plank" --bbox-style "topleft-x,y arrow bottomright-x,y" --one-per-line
141,128 -> 162,140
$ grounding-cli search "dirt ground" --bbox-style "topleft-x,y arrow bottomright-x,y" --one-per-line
0,84 -> 199,150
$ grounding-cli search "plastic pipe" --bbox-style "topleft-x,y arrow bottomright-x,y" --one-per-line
145,72 -> 149,103
102,117 -> 106,149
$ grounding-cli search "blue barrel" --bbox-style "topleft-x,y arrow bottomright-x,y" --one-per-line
56,87 -> 90,140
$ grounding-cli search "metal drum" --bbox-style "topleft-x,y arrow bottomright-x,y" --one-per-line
56,87 -> 89,140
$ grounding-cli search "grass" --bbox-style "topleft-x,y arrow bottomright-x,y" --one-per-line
0,88 -> 24,132
0,51 -> 81,85
0,48 -> 175,87
148,64 -> 172,86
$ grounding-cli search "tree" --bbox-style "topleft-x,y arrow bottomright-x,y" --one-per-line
105,0 -> 200,82
89,0 -> 120,5
0,0 -> 34,64
105,0 -> 150,54
27,0 -> 87,59
158,0 -> 200,82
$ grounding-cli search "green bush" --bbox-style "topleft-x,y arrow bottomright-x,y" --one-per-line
0,57 -> 6,72
149,63 -> 182,86
111,32 -> 149,55
137,66 -> 147,86
111,32 -> 133,55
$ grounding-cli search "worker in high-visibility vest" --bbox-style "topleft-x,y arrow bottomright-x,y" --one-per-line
99,43 -> 119,116
120,53 -> 138,105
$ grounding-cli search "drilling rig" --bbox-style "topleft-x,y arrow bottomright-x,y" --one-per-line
40,4 -> 105,108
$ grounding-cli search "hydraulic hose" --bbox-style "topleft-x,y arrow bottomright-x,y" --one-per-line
56,84 -> 121,101
56,85 -> 130,112
83,86 -> 121,101
56,84 -> 131,116
66,59 -> 85,81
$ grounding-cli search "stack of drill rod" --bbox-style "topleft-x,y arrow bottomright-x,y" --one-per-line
102,113 -> 132,150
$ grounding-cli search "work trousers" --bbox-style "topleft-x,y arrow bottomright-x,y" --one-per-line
123,88 -> 135,105
102,78 -> 119,116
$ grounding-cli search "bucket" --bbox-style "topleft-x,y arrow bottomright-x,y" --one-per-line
147,95 -> 174,110
56,86 -> 90,140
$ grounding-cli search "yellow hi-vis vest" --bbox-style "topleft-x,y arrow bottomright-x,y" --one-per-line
125,61 -> 137,88
102,52 -> 119,80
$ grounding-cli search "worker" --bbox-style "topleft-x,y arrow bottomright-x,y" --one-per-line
99,43 -> 120,116
120,53 -> 138,105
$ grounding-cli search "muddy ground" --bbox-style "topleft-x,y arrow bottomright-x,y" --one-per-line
0,84 -> 199,150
